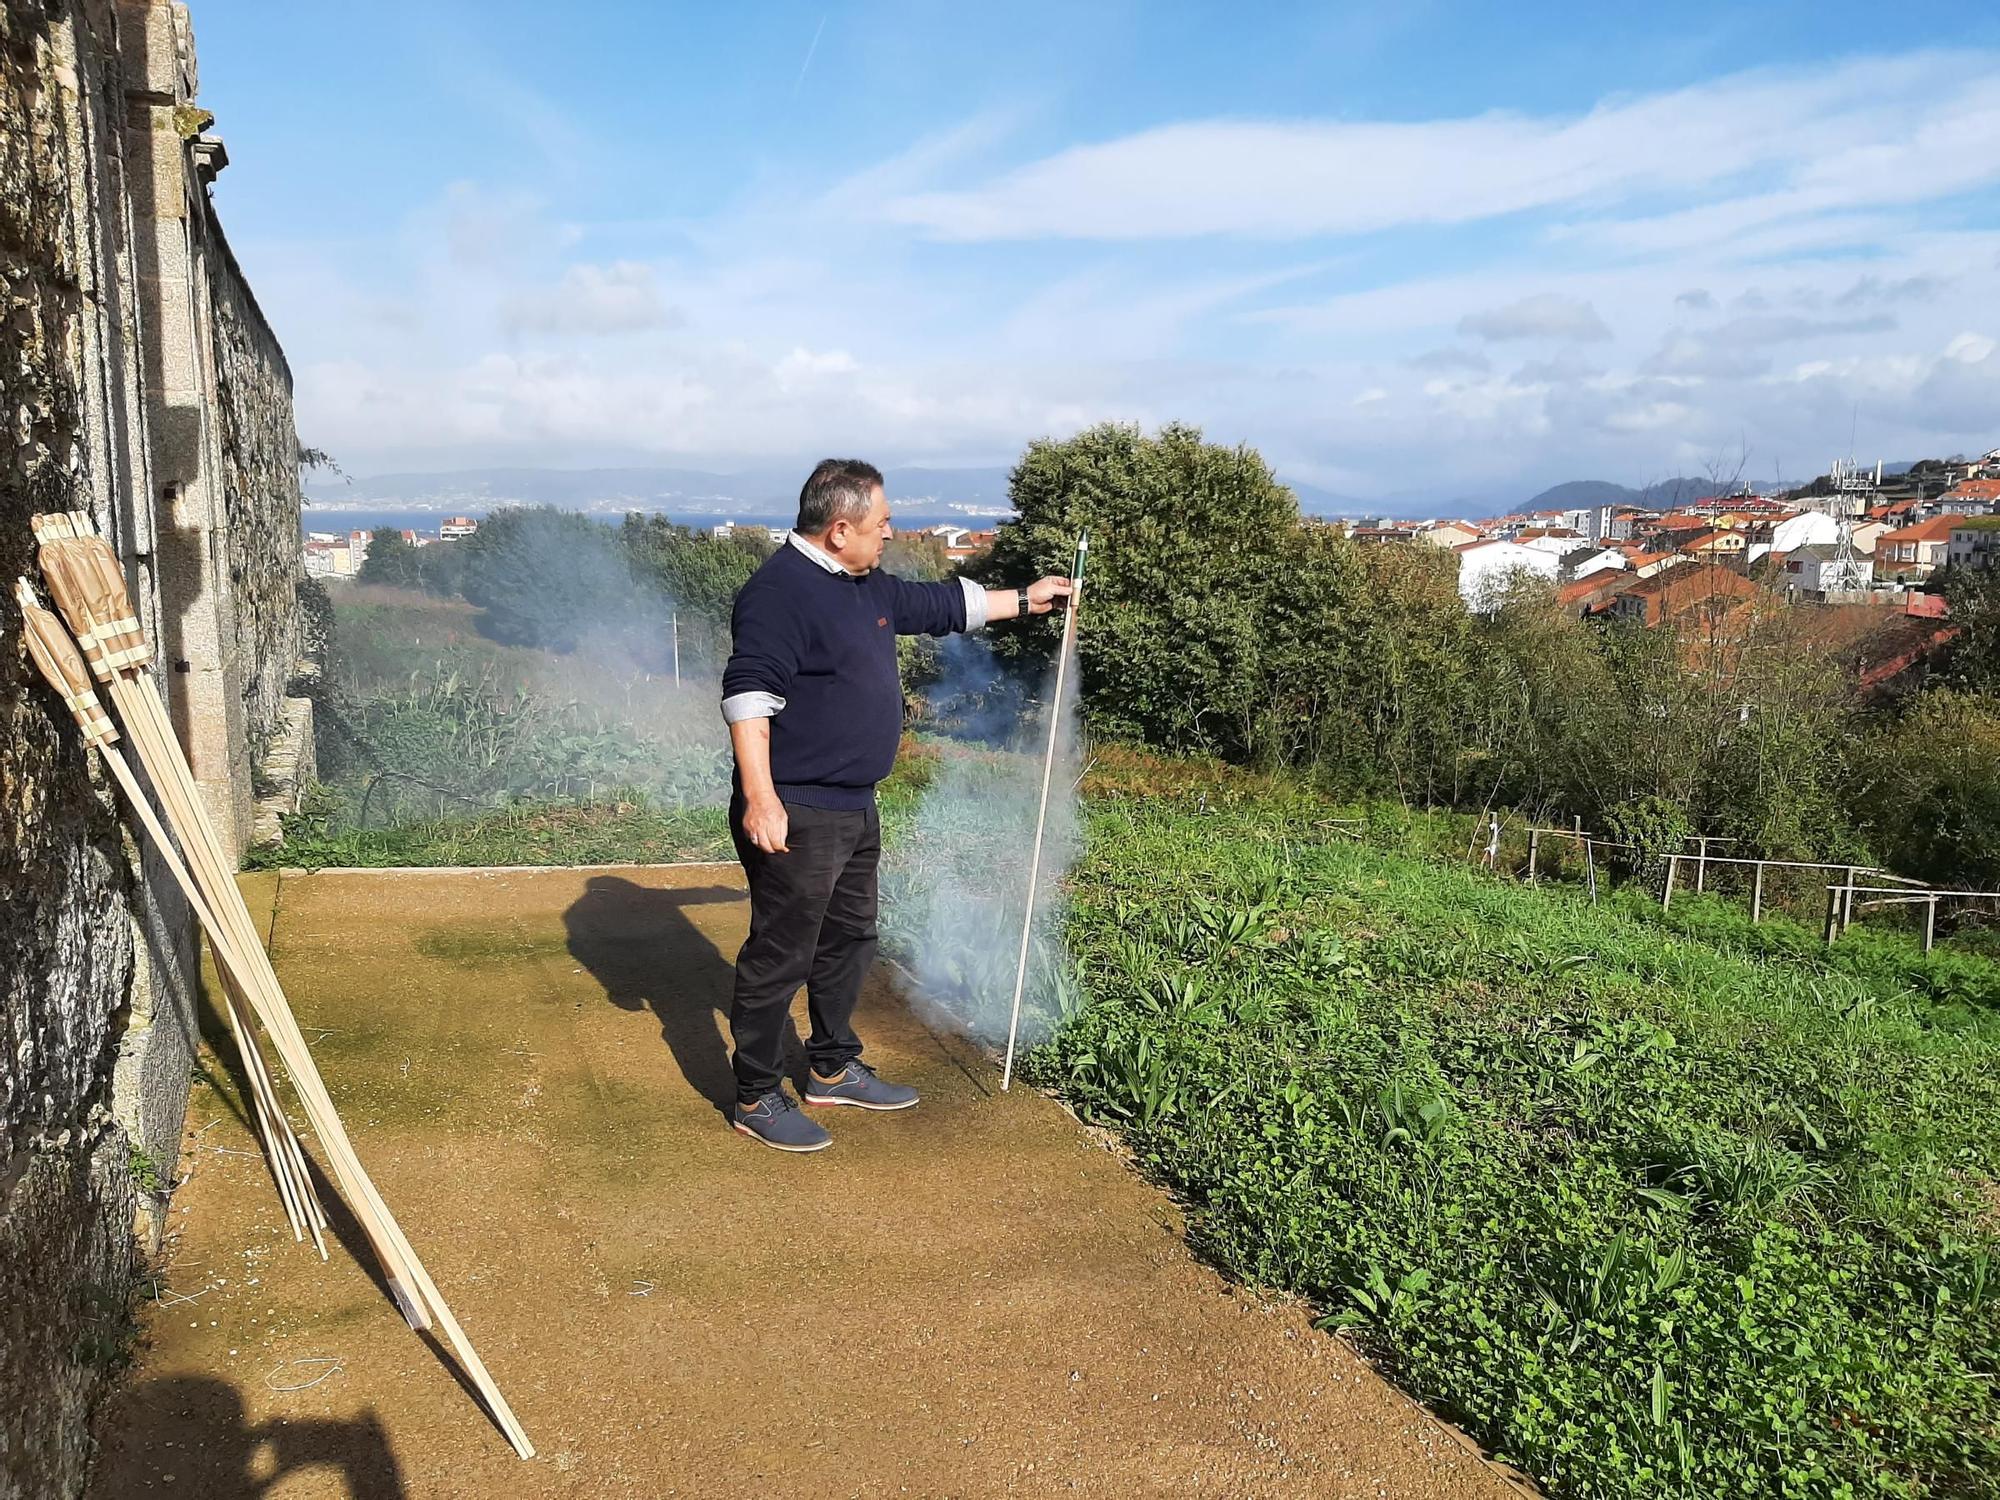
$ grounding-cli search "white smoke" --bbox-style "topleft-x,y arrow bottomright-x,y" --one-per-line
883,637 -> 1084,1057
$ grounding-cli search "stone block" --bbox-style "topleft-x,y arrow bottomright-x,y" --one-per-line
113,0 -> 181,101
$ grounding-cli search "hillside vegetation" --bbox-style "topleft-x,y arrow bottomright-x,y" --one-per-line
1020,764 -> 2000,1499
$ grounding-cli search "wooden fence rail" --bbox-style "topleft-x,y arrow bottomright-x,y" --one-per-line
1823,883 -> 2000,951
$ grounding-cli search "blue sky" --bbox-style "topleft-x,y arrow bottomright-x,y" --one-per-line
196,0 -> 2000,505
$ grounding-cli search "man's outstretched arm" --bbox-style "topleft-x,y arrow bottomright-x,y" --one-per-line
980,576 -> 1074,622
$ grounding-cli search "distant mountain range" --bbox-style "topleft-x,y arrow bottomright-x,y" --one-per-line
1521,464 -> 1915,515
304,464 -> 1365,521
1522,477 -> 1784,512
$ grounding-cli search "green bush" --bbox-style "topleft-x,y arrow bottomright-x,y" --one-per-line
1603,795 -> 1693,892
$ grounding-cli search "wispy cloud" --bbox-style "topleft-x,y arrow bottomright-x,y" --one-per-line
501,261 -> 682,338
879,53 -> 2000,245
1460,294 -> 1612,343
793,14 -> 827,99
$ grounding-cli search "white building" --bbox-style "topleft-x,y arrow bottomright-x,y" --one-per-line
1780,543 -> 1873,595
1767,511 -> 1839,554
303,538 -> 356,578
1950,518 -> 2000,571
1454,539 -> 1560,611
1566,546 -> 1628,578
1516,528 -> 1585,559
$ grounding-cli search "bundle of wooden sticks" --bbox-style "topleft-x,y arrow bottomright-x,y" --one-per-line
17,512 -> 532,1460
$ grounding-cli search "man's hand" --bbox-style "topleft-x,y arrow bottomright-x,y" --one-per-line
1024,576 -> 1074,615
741,792 -> 790,854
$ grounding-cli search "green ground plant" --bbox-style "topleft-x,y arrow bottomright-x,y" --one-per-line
248,793 -> 733,869
1032,782 -> 2000,1499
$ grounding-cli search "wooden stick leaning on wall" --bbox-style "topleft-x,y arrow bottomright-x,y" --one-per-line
35,513 -> 534,1458
15,582 -> 325,1253
29,515 -> 534,1459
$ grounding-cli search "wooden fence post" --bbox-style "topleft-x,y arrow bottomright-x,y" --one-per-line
1662,854 -> 1678,911
1751,862 -> 1765,924
1695,837 -> 1708,894
1824,885 -> 1841,945
1527,829 -> 1540,884
1584,838 -> 1599,905
1842,866 -> 1858,929
1924,895 -> 1939,953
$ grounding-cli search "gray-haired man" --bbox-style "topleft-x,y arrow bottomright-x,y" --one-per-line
718,458 -> 1070,1151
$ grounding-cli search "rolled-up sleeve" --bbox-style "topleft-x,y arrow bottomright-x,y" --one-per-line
957,576 -> 991,630
721,690 -> 785,722
721,583 -> 807,725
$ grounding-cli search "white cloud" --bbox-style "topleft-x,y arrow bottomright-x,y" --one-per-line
1460,294 -> 1612,343
879,53 -> 2000,243
774,346 -> 860,387
1409,345 -> 1491,374
502,261 -> 680,337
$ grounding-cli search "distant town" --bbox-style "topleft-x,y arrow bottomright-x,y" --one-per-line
1329,448 -> 2000,621
304,516 -> 1000,580
307,449 -> 2000,640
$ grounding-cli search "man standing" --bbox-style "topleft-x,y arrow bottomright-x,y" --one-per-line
719,459 -> 1072,1152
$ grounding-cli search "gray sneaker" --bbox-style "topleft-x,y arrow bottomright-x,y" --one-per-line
732,1089 -> 832,1152
802,1060 -> 919,1111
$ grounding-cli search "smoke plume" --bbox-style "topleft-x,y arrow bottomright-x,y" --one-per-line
882,633 -> 1084,1056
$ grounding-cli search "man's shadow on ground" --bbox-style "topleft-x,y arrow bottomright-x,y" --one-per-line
99,1374 -> 406,1498
563,875 -> 805,1117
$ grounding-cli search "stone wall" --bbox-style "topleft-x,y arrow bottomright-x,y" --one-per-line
2,8 -> 155,1492
205,221 -> 301,759
0,1 -> 301,1493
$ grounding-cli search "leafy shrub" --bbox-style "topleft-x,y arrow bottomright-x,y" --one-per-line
1603,795 -> 1693,892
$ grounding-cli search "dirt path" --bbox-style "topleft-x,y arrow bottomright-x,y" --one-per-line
91,866 -> 1519,1499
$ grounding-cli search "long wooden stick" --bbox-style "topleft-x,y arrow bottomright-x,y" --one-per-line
111,645 -> 536,1458
33,513 -> 425,1309
30,517 -> 534,1458
1002,531 -> 1088,1093
15,580 -> 323,1248
100,743 -> 326,1254
108,682 -> 330,1246
118,677 -> 536,1458
112,673 -> 422,1302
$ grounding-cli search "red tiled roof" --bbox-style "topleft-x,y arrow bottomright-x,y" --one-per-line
1557,567 -> 1629,607
1677,530 -> 1739,551
1946,478 -> 2000,501
1879,515 -> 1958,545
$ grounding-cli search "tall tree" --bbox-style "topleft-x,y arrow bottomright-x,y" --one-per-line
976,421 -> 1299,758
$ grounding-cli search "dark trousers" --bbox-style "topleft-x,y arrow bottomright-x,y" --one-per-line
728,793 -> 880,1106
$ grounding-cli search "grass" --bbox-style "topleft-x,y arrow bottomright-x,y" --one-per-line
246,796 -> 733,869
1032,779 -> 2000,1500
254,741 -> 943,869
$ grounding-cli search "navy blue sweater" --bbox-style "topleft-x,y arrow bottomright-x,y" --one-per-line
722,543 -> 970,809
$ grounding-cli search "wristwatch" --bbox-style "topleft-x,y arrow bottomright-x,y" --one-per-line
1016,585 -> 1032,617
